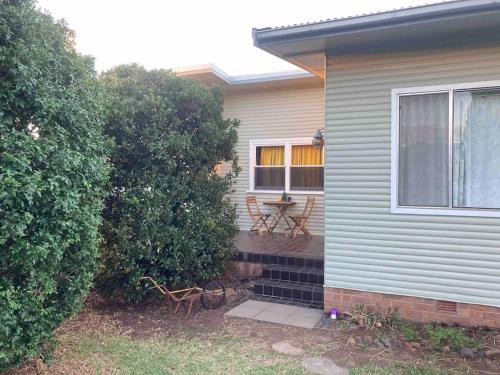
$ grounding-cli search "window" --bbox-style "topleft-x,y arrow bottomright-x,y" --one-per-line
255,146 -> 285,190
250,139 -> 324,193
291,145 -> 323,191
392,81 -> 500,217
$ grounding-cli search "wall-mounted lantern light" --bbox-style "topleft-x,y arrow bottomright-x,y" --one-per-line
312,128 -> 325,149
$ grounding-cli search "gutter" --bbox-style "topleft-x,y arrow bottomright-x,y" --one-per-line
229,71 -> 313,85
253,0 -> 500,46
175,64 -> 314,85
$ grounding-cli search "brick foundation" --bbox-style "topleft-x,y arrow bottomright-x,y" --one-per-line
229,260 -> 263,280
324,287 -> 500,328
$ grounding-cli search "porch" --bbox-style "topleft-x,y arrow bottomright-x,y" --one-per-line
232,231 -> 325,308
234,231 -> 324,261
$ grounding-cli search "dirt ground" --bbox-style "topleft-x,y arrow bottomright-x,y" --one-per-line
6,287 -> 500,375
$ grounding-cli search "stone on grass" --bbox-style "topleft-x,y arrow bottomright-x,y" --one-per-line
460,347 -> 476,359
485,349 -> 500,360
301,357 -> 348,375
271,342 -> 304,356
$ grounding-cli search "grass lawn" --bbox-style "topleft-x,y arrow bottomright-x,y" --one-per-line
67,332 -> 308,374
9,294 -> 489,375
53,331 -> 461,375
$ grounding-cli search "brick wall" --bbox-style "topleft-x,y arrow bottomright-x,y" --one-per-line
229,261 -> 263,280
324,287 -> 500,328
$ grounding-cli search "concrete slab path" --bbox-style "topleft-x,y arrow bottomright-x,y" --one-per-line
224,300 -> 323,328
301,357 -> 348,375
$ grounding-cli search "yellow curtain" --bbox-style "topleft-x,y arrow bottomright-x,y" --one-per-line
258,146 -> 284,166
292,145 -> 323,165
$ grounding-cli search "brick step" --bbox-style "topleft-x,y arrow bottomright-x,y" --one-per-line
263,265 -> 324,285
254,278 -> 323,307
235,250 -> 323,269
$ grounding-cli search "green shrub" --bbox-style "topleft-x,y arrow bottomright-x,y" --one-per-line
424,324 -> 482,350
0,1 -> 108,370
97,65 -> 239,301
400,322 -> 420,342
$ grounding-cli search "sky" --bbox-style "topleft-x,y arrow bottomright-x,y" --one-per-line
36,0 -> 434,76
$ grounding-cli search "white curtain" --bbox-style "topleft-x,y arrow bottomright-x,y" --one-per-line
453,90 -> 500,209
399,93 -> 449,207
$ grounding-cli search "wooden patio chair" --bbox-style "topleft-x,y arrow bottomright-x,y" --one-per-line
287,197 -> 315,239
140,276 -> 203,318
246,196 -> 271,235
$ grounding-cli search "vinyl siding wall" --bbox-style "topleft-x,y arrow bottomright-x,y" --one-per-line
223,86 -> 325,235
325,45 -> 500,307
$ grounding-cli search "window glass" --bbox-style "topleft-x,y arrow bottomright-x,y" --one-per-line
291,145 -> 323,165
255,146 -> 285,190
291,167 -> 323,191
453,89 -> 500,209
256,146 -> 284,166
290,144 -> 324,191
398,93 -> 449,207
253,143 -> 324,192
255,167 -> 285,190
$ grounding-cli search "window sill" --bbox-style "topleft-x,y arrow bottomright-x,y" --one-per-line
391,206 -> 500,218
247,190 -> 324,195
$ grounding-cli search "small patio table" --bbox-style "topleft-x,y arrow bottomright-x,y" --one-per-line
263,201 -> 296,233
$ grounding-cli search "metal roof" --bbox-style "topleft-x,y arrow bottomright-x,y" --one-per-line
253,0 -> 500,77
255,0 -> 459,32
174,64 -> 323,92
174,63 -> 312,85
254,0 -> 500,43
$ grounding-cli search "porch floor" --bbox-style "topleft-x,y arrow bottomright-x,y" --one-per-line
234,231 -> 324,260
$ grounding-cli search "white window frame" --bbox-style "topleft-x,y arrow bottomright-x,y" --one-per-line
391,79 -> 500,218
249,138 -> 324,195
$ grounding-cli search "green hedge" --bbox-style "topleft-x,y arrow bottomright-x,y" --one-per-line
97,65 -> 240,301
0,1 -> 109,370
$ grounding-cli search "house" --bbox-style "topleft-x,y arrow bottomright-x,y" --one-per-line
181,0 -> 500,328
178,65 -> 327,308
176,64 -> 326,236
253,0 -> 500,327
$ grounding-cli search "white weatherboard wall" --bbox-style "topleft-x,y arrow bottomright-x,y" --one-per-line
223,85 -> 325,235
325,45 -> 500,307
